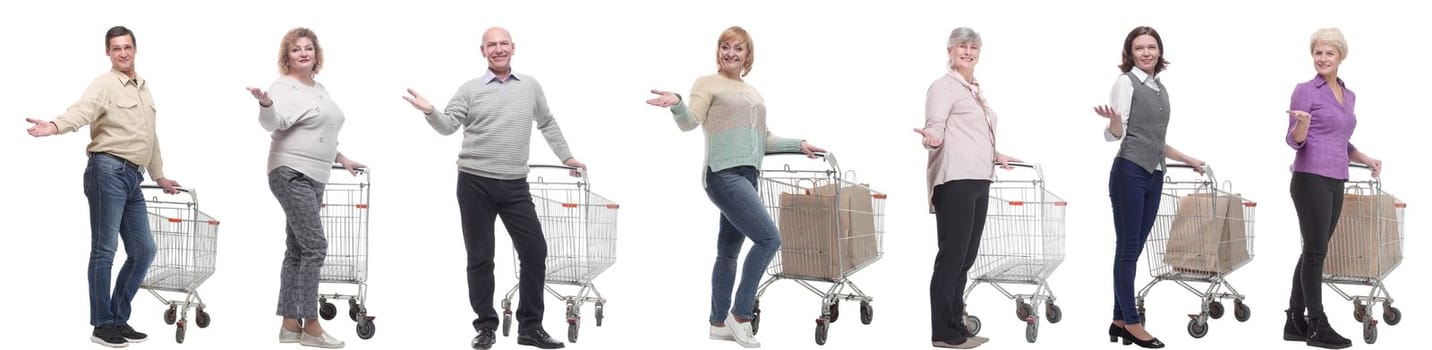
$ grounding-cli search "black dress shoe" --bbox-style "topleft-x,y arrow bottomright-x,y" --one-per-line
1284,309 -> 1309,341
472,328 -> 496,350
1110,323 -> 1122,343
1119,326 -> 1165,348
1306,315 -> 1352,349
517,328 -> 565,349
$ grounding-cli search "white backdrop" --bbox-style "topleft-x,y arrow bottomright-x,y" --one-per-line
1,0 -> 1426,349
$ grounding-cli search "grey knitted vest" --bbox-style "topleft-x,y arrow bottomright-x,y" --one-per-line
1116,71 -> 1171,174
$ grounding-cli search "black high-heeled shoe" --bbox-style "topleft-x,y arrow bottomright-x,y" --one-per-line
1119,326 -> 1166,348
1109,324 -> 1122,343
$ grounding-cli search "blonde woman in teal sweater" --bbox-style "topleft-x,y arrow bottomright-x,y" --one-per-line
647,26 -> 826,349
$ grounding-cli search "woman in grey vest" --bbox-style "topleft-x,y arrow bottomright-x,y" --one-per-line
1091,26 -> 1205,349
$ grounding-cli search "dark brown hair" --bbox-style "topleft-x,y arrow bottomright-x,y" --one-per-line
1119,26 -> 1169,73
105,26 -> 134,49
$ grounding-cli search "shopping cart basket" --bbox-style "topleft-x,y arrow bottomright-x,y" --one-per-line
315,164 -> 375,339
753,151 -> 887,346
1323,163 -> 1406,344
500,165 -> 619,343
141,185 -> 219,344
961,161 -> 1068,343
1137,164 -> 1257,339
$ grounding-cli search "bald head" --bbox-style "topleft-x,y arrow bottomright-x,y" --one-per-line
481,26 -> 515,74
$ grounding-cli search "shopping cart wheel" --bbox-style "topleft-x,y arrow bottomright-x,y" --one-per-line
348,300 -> 361,322
752,300 -> 762,335
1016,300 -> 1034,321
319,301 -> 337,320
356,319 -> 376,340
1353,301 -> 1367,322
965,315 -> 982,335
1208,301 -> 1225,319
1383,306 -> 1401,326
1186,319 -> 1208,338
827,301 -> 840,323
594,302 -> 605,327
859,301 -> 873,325
176,320 -> 187,344
501,310 -> 512,337
164,306 -> 177,325
567,319 -> 580,343
1363,321 -> 1377,344
1025,320 -> 1039,343
1233,300 -> 1250,322
1045,304 -> 1063,323
814,317 -> 830,345
195,308 -> 211,328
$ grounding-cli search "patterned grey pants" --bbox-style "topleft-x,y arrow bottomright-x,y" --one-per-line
268,166 -> 328,319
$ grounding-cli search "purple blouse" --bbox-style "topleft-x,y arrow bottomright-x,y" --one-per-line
1287,75 -> 1357,181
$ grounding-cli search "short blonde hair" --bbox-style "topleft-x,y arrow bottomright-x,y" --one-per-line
1310,28 -> 1347,58
278,27 -> 324,75
716,26 -> 754,77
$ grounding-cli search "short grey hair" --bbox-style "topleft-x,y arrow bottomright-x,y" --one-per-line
946,27 -> 981,68
947,27 -> 982,48
1310,27 -> 1348,58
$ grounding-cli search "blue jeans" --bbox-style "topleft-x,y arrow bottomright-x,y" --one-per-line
1109,157 -> 1163,325
84,153 -> 157,327
705,166 -> 781,324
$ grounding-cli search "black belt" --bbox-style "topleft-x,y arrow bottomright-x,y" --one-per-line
89,152 -> 142,171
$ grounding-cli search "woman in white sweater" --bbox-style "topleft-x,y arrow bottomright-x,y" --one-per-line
245,27 -> 363,349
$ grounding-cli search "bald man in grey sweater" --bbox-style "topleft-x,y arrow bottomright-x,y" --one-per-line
403,27 -> 580,350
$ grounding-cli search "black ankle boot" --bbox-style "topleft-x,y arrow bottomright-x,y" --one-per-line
1305,314 -> 1352,349
1284,309 -> 1309,341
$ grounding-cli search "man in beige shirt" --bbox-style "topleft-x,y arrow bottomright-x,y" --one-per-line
24,26 -> 181,348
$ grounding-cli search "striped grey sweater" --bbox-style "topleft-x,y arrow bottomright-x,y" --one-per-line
424,72 -> 574,180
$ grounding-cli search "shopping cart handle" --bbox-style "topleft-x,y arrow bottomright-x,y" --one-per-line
140,185 -> 192,193
1348,162 -> 1372,170
993,161 -> 1037,169
766,150 -> 829,159
331,164 -> 369,172
531,164 -> 580,171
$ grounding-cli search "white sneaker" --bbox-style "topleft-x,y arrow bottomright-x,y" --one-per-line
299,330 -> 345,348
279,326 -> 301,343
723,315 -> 760,348
710,325 -> 735,341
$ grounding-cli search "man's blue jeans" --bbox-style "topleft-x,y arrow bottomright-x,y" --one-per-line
84,153 -> 157,327
705,166 -> 781,324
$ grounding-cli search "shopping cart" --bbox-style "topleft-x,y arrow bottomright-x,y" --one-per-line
500,165 -> 619,343
961,161 -> 1068,343
141,185 -> 219,344
753,151 -> 887,346
315,164 -> 375,340
1137,164 -> 1257,339
1323,163 -> 1406,344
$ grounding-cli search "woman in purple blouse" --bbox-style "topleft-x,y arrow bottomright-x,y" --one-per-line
1281,27 -> 1383,350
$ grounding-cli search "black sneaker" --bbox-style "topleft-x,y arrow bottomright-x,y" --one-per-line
517,328 -> 565,349
91,326 -> 128,348
472,328 -> 497,350
117,324 -> 148,343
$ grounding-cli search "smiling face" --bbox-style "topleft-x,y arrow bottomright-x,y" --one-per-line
482,27 -> 515,73
1130,34 -> 1160,75
947,41 -> 979,72
106,34 -> 135,74
714,26 -> 754,77
1312,43 -> 1342,77
287,36 -> 317,73
718,40 -> 748,76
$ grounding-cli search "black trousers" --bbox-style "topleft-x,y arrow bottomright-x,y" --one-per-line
1288,171 -> 1346,317
930,179 -> 992,342
458,172 -> 549,333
